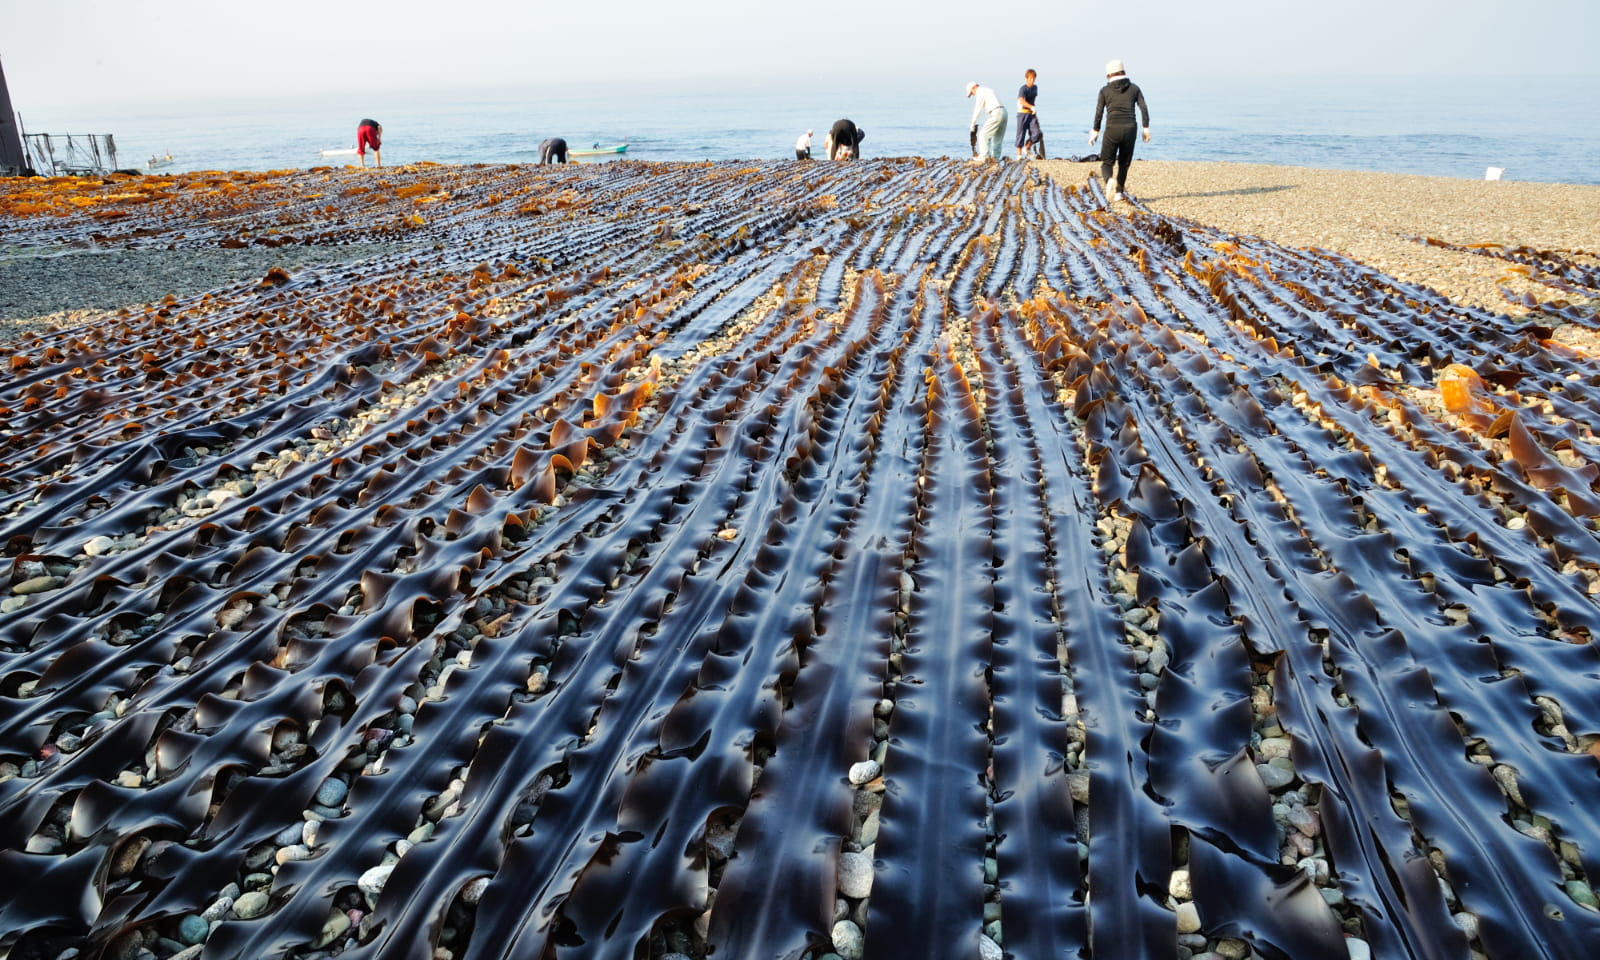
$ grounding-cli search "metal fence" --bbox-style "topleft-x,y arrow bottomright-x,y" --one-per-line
22,131 -> 119,176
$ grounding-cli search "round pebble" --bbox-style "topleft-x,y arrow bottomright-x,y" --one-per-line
979,933 -> 1003,960
233,891 -> 270,919
830,919 -> 864,960
177,915 -> 209,946
1175,900 -> 1201,934
359,862 -> 396,907
837,851 -> 873,899
847,760 -> 881,785
315,778 -> 349,808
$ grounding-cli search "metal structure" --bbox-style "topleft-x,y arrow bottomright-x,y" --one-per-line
0,56 -> 28,174
22,130 -> 119,176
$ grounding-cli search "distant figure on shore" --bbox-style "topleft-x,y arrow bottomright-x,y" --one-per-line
1016,69 -> 1044,160
539,138 -> 569,164
796,130 -> 813,160
824,119 -> 863,160
1087,60 -> 1150,202
357,119 -> 383,169
967,82 -> 1007,162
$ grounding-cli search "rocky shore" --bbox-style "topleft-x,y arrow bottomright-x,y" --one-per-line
0,243 -> 412,341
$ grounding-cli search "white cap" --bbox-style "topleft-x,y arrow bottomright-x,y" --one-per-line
1105,60 -> 1125,76
966,81 -> 979,95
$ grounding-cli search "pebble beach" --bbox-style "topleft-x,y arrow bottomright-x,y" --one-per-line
1039,159 -> 1600,314
1,158 -> 1599,960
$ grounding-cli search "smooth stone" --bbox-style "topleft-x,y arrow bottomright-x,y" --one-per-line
857,810 -> 880,846
1346,937 -> 1372,960
1216,940 -> 1250,959
315,778 -> 349,807
233,891 -> 270,919
359,863 -> 396,907
1288,804 -> 1321,837
201,896 -> 234,923
837,852 -> 873,899
1169,868 -> 1192,899
0,596 -> 25,613
274,823 -> 305,846
312,909 -> 351,949
275,844 -> 313,865
1566,879 -> 1599,910
177,915 -> 209,946
1257,763 -> 1295,791
847,760 -> 881,785
1175,901 -> 1202,934
461,877 -> 490,905
830,920 -> 864,960
979,933 -> 1003,960
13,576 -> 61,595
1259,736 -> 1293,760
311,804 -> 343,819
84,536 -> 115,556
1451,911 -> 1479,940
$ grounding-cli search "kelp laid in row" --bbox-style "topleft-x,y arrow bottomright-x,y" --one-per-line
1,158 -> 1598,960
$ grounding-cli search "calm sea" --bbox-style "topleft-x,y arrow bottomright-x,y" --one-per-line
17,74 -> 1600,185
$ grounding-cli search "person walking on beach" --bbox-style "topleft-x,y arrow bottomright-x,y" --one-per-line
967,82 -> 1007,162
1087,60 -> 1150,202
539,138 -> 569,164
356,119 -> 382,169
824,119 -> 863,160
796,130 -> 813,160
1015,69 -> 1044,160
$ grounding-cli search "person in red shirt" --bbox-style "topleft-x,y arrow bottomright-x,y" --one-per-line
357,119 -> 383,169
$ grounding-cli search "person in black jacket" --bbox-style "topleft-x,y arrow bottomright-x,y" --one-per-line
1087,60 -> 1150,202
539,138 -> 569,164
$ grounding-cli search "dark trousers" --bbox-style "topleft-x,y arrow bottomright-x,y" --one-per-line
796,148 -> 810,160
1099,124 -> 1137,190
1015,112 -> 1041,151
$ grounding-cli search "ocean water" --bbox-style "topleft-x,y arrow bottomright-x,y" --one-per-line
18,74 -> 1600,184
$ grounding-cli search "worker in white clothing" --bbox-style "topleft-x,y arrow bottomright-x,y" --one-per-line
966,82 -> 1007,162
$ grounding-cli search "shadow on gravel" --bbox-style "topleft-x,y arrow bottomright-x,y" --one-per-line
1142,184 -> 1297,201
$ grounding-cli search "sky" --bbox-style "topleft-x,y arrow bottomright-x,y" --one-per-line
4,0 -> 1599,113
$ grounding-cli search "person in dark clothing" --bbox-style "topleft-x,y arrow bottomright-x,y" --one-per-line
538,138 -> 569,164
356,119 -> 382,169
1087,60 -> 1150,202
824,119 -> 864,160
1015,69 -> 1044,160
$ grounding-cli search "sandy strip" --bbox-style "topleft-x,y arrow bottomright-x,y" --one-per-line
1036,159 -> 1600,313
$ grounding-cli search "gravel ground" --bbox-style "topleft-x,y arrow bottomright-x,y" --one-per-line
1037,159 -> 1600,314
0,243 -> 414,342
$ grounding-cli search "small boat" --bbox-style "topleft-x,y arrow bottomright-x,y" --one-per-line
569,143 -> 628,158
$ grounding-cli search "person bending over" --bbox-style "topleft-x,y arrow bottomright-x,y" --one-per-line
966,82 -> 1007,162
796,129 -> 813,160
1087,60 -> 1151,202
356,119 -> 382,169
824,119 -> 864,160
539,138 -> 569,164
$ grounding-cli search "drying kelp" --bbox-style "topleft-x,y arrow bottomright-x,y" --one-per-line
1,158 -> 1598,960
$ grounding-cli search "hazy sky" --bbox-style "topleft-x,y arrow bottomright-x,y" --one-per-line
5,0 -> 1598,111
